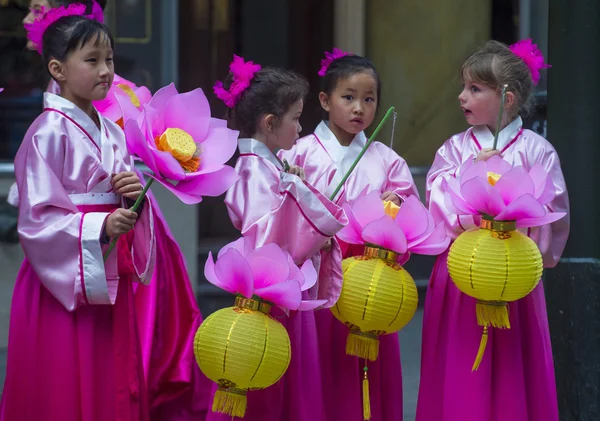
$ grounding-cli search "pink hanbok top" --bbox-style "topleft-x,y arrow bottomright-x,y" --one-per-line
225,137 -> 348,306
15,92 -> 156,310
426,116 -> 570,267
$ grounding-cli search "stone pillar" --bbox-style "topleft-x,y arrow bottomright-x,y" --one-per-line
545,0 -> 600,419
334,0 -> 365,55
365,0 -> 491,166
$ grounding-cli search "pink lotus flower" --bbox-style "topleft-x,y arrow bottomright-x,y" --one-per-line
337,192 -> 450,256
205,237 -> 327,311
94,75 -> 152,128
442,155 -> 566,227
124,83 -> 239,204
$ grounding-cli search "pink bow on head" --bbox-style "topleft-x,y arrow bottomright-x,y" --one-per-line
24,4 -> 92,54
213,55 -> 262,108
509,39 -> 551,86
318,48 -> 351,77
91,0 -> 105,23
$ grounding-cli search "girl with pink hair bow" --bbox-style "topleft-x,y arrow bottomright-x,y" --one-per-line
14,2 -> 214,419
0,15 -> 156,421
279,49 -> 418,421
209,55 -> 348,421
416,39 -> 569,421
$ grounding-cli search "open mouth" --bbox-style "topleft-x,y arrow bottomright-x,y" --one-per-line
462,108 -> 472,117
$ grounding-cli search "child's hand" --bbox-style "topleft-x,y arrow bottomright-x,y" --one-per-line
321,238 -> 332,252
105,208 -> 138,238
475,148 -> 501,163
380,191 -> 401,206
111,171 -> 143,201
288,165 -> 305,181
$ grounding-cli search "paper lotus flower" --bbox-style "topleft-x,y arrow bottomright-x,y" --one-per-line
442,155 -> 566,227
124,83 -> 239,204
205,237 -> 327,311
94,75 -> 152,128
337,192 -> 450,256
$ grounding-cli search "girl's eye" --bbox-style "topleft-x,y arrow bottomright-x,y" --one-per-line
343,95 -> 353,101
471,86 -> 480,93
106,57 -> 114,62
86,58 -> 97,63
365,97 -> 375,103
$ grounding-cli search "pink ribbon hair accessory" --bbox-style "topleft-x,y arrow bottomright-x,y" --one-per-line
213,55 -> 262,108
318,48 -> 351,77
509,38 -> 551,86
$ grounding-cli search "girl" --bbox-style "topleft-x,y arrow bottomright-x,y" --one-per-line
20,3 -> 213,418
416,40 -> 570,421
0,15 -> 155,421
280,51 -> 418,421
210,55 -> 348,421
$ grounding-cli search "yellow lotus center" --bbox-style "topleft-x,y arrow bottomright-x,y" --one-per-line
383,200 -> 401,219
156,128 -> 200,173
117,83 -> 141,108
487,171 -> 501,186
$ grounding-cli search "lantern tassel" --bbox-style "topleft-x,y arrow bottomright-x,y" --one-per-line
347,331 -> 379,361
476,301 -> 511,329
472,326 -> 489,371
213,388 -> 247,418
363,364 -> 371,420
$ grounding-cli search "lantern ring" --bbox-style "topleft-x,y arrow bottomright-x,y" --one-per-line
480,219 -> 516,232
364,244 -> 398,262
476,299 -> 507,307
217,385 -> 247,396
234,296 -> 272,314
350,329 -> 378,340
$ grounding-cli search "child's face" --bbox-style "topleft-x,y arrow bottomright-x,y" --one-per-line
458,72 -> 501,129
269,99 -> 304,151
24,0 -> 51,51
55,34 -> 114,103
320,71 -> 378,136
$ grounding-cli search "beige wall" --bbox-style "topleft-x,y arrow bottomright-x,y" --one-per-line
366,0 -> 492,166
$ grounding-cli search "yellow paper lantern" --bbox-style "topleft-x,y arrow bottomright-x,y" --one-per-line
331,246 -> 418,420
194,297 -> 291,418
331,246 -> 418,361
447,219 -> 543,370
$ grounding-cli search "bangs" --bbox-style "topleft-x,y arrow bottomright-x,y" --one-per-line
460,52 -> 499,88
66,19 -> 114,53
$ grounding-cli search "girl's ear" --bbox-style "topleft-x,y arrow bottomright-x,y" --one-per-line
259,113 -> 276,133
48,59 -> 66,83
504,90 -> 516,111
319,92 -> 330,112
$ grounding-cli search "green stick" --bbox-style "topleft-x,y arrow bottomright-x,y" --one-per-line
492,85 -> 509,150
103,178 -> 154,261
329,106 -> 396,200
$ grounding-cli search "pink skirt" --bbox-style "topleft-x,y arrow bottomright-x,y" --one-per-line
416,249 -> 558,421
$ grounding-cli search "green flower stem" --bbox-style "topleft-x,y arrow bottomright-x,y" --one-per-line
329,106 -> 396,201
103,178 -> 154,262
492,85 -> 509,151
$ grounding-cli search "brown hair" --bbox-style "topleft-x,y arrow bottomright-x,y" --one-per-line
461,40 -> 534,116
222,67 -> 309,138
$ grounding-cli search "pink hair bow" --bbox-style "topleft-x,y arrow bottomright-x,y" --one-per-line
509,39 -> 551,86
318,48 -> 351,77
24,4 -> 92,54
213,55 -> 262,108
91,0 -> 105,23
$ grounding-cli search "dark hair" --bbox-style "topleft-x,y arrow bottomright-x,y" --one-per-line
461,40 -> 535,116
48,0 -> 107,12
321,55 -> 382,106
42,15 -> 114,71
223,67 -> 309,138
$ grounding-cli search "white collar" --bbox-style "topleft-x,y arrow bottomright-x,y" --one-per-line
44,93 -> 105,147
472,116 -> 523,150
237,138 -> 283,170
314,121 -> 367,162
